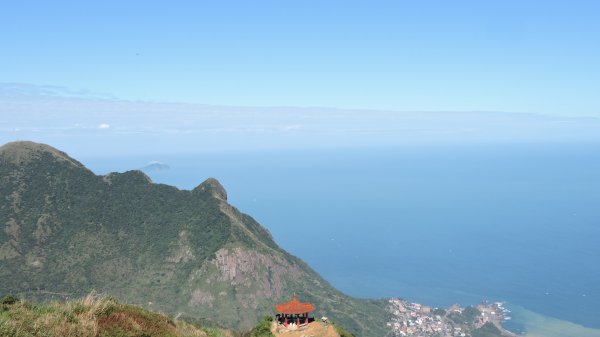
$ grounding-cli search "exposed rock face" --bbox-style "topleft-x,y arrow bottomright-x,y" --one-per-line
167,230 -> 196,263
0,241 -> 19,260
212,246 -> 301,302
214,247 -> 301,286
183,243 -> 311,328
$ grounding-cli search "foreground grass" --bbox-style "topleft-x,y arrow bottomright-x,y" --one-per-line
0,294 -> 231,337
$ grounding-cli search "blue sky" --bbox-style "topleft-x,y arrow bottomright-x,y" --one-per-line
2,0 -> 600,116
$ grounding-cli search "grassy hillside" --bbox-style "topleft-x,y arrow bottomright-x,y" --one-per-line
0,295 -> 359,337
0,141 -> 391,336
0,294 -> 231,337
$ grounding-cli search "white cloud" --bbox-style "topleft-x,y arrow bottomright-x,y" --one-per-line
0,82 -> 116,100
282,124 -> 303,131
98,123 -> 111,129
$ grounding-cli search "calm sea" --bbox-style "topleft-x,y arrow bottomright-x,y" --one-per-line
81,143 -> 600,332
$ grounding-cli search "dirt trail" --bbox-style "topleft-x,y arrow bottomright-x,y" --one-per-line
271,321 -> 340,337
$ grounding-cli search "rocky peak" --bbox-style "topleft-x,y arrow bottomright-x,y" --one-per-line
195,177 -> 227,201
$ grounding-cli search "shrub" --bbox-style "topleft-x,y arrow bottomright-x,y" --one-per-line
463,306 -> 481,322
248,316 -> 275,337
0,295 -> 19,305
432,308 -> 446,316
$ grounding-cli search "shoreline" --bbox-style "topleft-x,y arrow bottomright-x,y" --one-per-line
386,297 -> 600,337
386,299 -> 517,336
501,304 -> 600,337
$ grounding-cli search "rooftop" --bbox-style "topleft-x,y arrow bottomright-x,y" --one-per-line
275,294 -> 315,314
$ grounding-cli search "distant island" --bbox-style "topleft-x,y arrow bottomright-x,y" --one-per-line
141,160 -> 170,171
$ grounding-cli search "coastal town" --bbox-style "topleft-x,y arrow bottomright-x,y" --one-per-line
387,298 -> 515,337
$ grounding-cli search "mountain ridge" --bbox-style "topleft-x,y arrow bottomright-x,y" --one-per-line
0,141 -> 391,336
0,140 -> 86,168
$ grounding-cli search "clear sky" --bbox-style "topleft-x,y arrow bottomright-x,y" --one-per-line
1,0 -> 600,116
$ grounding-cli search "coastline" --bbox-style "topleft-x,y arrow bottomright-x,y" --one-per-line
502,304 -> 600,337
387,299 -> 518,336
386,297 -> 600,337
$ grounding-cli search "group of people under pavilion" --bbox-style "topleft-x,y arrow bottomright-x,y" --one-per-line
274,294 -> 315,329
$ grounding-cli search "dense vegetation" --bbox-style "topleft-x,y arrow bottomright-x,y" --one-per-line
448,306 -> 481,325
462,306 -> 482,323
431,308 -> 446,316
0,141 -> 390,337
472,322 -> 504,337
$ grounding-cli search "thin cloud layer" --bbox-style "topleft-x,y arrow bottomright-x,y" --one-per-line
2,83 -> 600,156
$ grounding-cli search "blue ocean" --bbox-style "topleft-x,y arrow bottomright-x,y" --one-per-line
81,143 -> 600,334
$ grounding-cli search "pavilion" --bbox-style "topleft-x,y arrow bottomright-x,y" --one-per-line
275,294 -> 315,328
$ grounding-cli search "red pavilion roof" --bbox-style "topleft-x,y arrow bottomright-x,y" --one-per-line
275,294 -> 315,314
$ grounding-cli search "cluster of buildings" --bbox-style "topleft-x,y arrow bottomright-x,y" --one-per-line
387,298 -> 511,337
478,302 -> 512,325
387,299 -> 454,336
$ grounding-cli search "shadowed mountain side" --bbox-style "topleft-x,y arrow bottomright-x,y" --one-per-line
0,141 -> 391,336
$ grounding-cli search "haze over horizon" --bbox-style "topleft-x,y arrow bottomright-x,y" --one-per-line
2,83 -> 600,156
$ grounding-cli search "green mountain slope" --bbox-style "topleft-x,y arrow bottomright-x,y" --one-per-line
0,141 -> 390,336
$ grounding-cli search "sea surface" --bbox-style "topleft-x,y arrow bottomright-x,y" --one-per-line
80,143 -> 600,335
